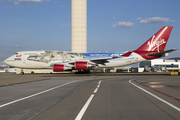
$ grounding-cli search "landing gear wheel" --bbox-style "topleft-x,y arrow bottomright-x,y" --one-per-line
83,70 -> 90,74
75,70 -> 90,74
20,69 -> 24,75
20,72 -> 24,75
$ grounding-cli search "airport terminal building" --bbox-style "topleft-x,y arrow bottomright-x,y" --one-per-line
138,58 -> 180,72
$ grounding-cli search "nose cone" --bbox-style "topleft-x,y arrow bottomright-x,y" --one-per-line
4,55 -> 15,66
4,59 -> 8,65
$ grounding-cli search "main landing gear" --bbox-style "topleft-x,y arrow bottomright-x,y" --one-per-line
75,70 -> 90,74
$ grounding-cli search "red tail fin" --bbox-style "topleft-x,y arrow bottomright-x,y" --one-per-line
136,26 -> 173,52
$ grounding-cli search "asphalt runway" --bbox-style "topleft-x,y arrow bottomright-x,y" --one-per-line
0,74 -> 180,120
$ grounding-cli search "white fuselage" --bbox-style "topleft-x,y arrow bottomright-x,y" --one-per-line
4,51 -> 146,69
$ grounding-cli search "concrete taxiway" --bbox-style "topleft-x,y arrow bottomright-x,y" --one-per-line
0,74 -> 179,120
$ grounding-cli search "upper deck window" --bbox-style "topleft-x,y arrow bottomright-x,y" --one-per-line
25,53 -> 38,55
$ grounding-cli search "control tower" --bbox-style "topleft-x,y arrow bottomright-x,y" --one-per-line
71,0 -> 87,52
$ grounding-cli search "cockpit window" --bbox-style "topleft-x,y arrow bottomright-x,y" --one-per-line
15,53 -> 18,55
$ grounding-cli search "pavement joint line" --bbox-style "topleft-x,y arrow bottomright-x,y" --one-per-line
129,79 -> 180,112
0,80 -> 85,108
0,78 -> 50,87
75,80 -> 103,120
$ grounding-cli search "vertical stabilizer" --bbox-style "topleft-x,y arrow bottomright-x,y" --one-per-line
136,26 -> 173,52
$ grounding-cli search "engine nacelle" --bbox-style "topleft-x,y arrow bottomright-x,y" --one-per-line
53,64 -> 65,72
75,61 -> 88,70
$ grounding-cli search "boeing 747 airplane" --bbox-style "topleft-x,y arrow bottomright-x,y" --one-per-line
4,26 -> 177,74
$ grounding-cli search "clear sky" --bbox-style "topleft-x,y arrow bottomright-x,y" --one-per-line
0,0 -> 180,62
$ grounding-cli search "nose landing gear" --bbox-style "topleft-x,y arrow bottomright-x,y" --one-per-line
20,68 -> 24,75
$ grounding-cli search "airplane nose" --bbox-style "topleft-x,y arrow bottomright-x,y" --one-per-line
4,55 -> 15,66
4,59 -> 7,64
4,58 -> 11,66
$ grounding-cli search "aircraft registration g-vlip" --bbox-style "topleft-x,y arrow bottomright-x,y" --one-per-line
4,26 -> 177,74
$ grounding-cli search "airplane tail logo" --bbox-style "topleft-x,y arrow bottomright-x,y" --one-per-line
136,26 -> 173,52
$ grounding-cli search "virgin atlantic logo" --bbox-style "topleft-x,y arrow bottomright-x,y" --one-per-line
16,55 -> 22,57
147,35 -> 166,52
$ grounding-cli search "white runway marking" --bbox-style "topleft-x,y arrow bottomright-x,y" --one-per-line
75,94 -> 95,120
0,80 -> 80,108
75,80 -> 103,120
129,79 -> 180,112
93,88 -> 98,93
98,80 -> 102,85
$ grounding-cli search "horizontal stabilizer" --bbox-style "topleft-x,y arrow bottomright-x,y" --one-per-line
145,49 -> 177,57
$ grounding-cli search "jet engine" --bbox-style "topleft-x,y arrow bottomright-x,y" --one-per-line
75,61 -> 95,70
53,64 -> 66,72
75,61 -> 88,70
53,62 -> 95,72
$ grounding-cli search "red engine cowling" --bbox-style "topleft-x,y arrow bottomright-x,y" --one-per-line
53,64 -> 65,72
75,61 -> 88,70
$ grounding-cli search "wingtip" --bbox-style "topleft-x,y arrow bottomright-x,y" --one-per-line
171,48 -> 178,51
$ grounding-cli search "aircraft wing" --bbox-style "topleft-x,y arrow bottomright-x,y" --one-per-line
90,56 -> 120,61
145,49 -> 177,57
89,56 -> 121,64
50,56 -> 121,66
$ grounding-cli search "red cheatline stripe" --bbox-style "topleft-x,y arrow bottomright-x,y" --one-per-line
134,80 -> 180,102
